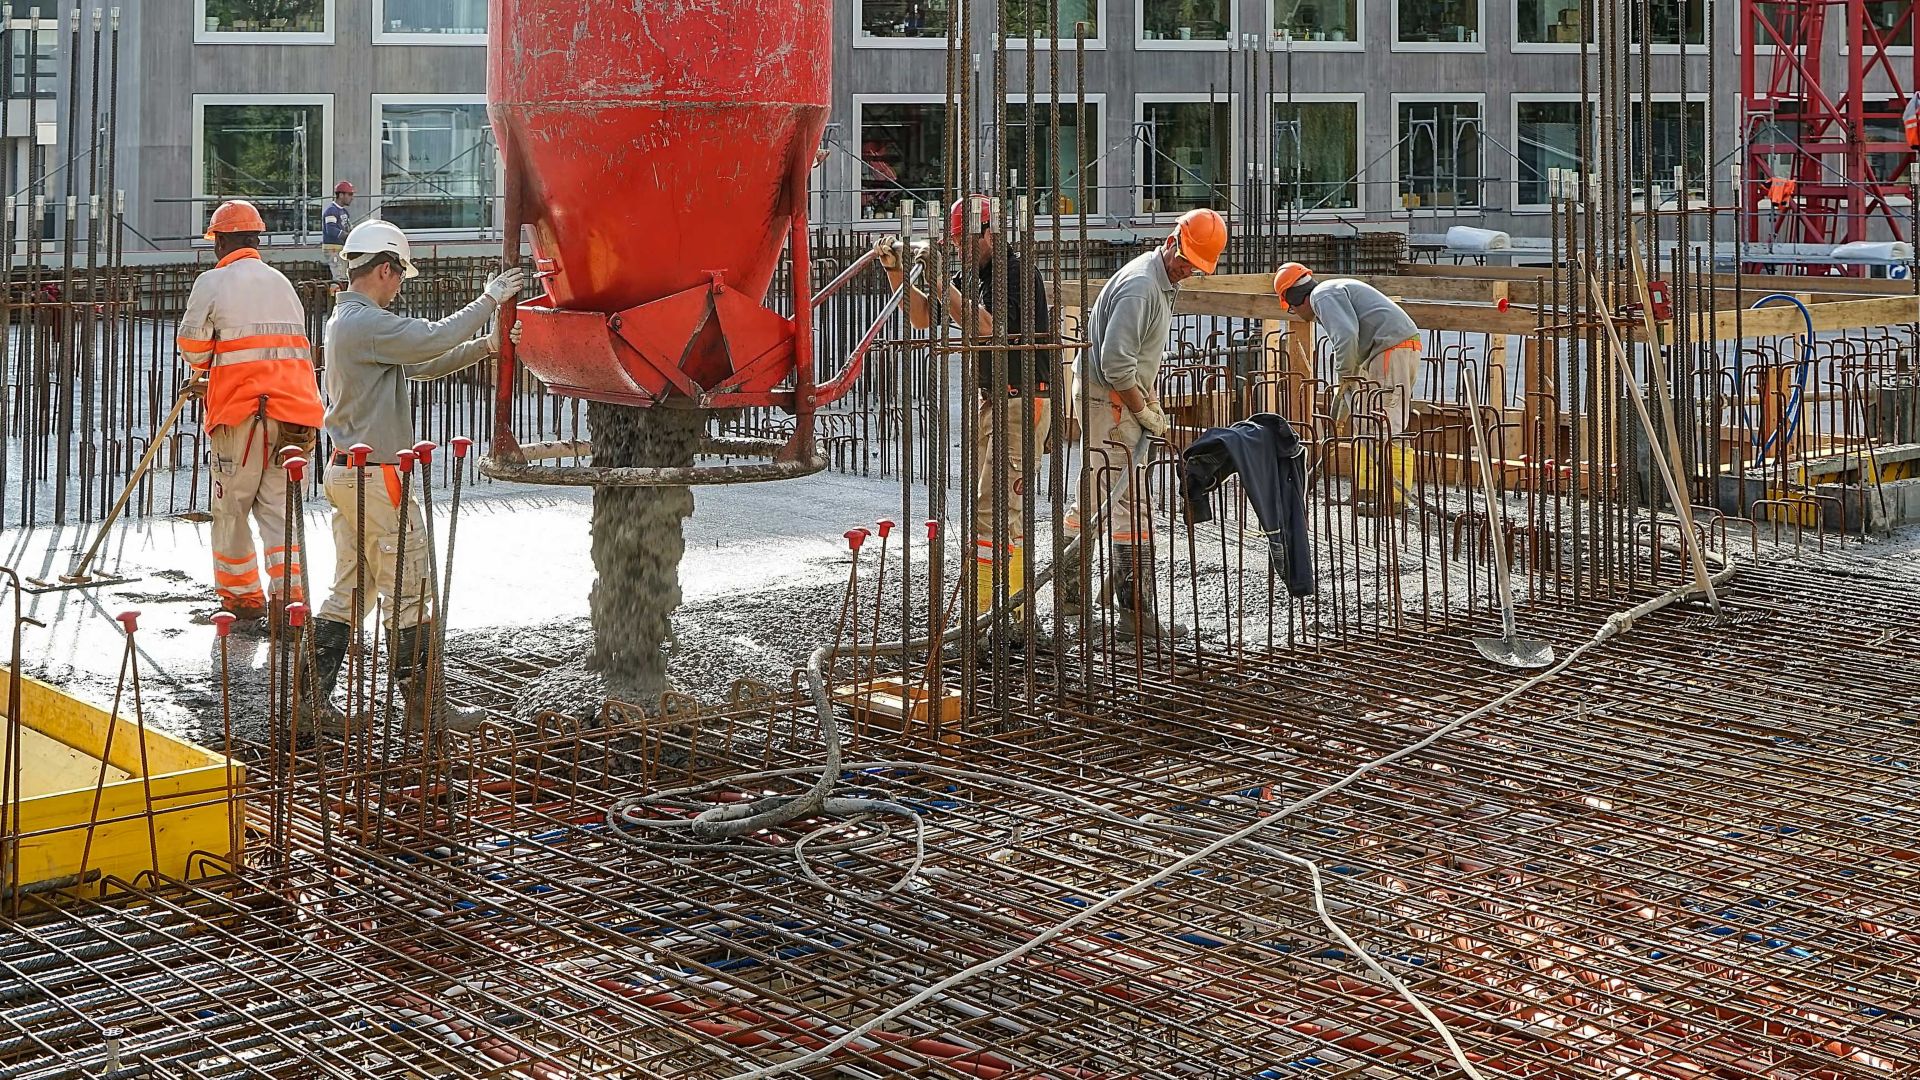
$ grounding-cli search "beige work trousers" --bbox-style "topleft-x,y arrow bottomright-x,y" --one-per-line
317,463 -> 432,630
1065,388 -> 1153,545
1365,338 -> 1422,438
972,393 -> 1052,559
209,418 -> 311,609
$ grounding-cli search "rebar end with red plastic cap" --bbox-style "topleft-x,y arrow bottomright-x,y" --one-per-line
211,611 -> 236,638
1496,297 -> 1511,313
348,443 -> 372,468
396,449 -> 416,474
925,520 -> 939,541
844,528 -> 868,552
115,611 -> 139,635
413,440 -> 438,465
284,455 -> 307,484
285,602 -> 308,629
877,519 -> 895,539
451,436 -> 473,459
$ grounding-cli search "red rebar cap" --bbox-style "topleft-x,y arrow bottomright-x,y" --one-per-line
283,455 -> 307,483
115,610 -> 138,634
285,601 -> 308,628
413,440 -> 438,465
451,436 -> 473,459
924,520 -> 939,540
348,443 -> 372,467
211,611 -> 236,638
845,528 -> 868,552
396,449 -> 416,473
877,519 -> 895,538
1496,297 -> 1511,313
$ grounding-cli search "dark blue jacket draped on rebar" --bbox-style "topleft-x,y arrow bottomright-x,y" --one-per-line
1180,414 -> 1315,598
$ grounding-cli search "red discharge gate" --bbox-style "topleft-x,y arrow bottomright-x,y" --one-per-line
485,0 -> 872,484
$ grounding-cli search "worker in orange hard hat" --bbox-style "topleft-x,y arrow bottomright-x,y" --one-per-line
1275,262 -> 1421,515
176,199 -> 325,630
1058,207 -> 1228,642
1906,91 -> 1920,151
872,194 -> 1059,644
322,180 -> 355,287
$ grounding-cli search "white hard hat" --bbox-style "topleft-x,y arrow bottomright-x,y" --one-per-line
339,218 -> 419,279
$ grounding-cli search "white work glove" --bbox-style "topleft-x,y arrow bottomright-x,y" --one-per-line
1329,385 -> 1353,424
484,267 -> 528,305
873,236 -> 902,272
487,318 -> 523,357
1133,402 -> 1171,438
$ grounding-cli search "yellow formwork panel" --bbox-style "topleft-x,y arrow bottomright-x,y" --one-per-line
2,669 -> 244,897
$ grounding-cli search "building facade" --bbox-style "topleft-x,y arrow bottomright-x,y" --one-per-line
41,1 -> 1915,253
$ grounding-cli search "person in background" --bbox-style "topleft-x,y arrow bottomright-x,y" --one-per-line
322,180 -> 355,289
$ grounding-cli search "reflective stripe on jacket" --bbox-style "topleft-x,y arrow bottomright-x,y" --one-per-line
176,249 -> 325,431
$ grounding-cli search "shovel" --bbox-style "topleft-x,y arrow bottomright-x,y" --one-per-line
1462,378 -> 1554,670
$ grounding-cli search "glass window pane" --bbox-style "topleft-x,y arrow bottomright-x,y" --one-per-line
1398,100 -> 1483,207
1398,0 -> 1479,43
381,0 -> 486,35
1003,0 -> 1097,38
379,102 -> 494,232
1004,103 -> 1101,214
1627,0 -> 1703,44
203,0 -> 326,34
1517,0 -> 1582,43
860,0 -> 951,40
1141,101 -> 1230,214
860,103 -> 947,219
1271,101 -> 1358,211
200,104 -> 325,234
1863,1 -> 1912,48
1628,100 -> 1706,196
1516,100 -> 1586,204
1863,99 -> 1914,184
1142,0 -> 1230,41
7,27 -> 58,98
1275,0 -> 1357,42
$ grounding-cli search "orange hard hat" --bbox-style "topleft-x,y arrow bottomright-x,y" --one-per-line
204,199 -> 266,240
1273,262 -> 1315,310
1173,208 -> 1227,274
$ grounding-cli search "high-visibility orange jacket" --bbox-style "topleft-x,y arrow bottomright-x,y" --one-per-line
175,248 -> 324,431
1906,91 -> 1920,150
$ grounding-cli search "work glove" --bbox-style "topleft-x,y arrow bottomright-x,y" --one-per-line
1133,402 -> 1171,438
873,236 -> 902,271
1329,386 -> 1353,424
484,267 -> 528,305
487,318 -> 524,357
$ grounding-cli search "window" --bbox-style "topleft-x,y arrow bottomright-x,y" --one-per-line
377,99 -> 495,233
1519,0 -> 1703,46
1628,0 -> 1702,45
196,97 -> 330,236
1397,99 -> 1482,208
1515,99 -> 1587,205
857,100 -> 948,219
1141,0 -> 1231,43
1628,100 -> 1706,197
1862,1 -> 1912,48
1517,0 -> 1581,43
858,0 -> 952,42
1140,99 -> 1231,215
375,0 -> 486,40
198,0 -> 332,41
5,20 -> 57,98
1004,0 -> 1099,42
1271,99 -> 1360,211
1397,0 -> 1480,44
1863,100 -> 1914,184
1275,0 -> 1359,43
1004,100 -> 1103,214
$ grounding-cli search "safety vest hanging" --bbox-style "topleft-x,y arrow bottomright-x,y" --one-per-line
1905,91 -> 1920,151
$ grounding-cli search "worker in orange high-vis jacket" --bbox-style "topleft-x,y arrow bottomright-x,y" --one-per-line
176,200 -> 325,625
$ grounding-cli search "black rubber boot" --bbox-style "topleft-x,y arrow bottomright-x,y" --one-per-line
299,618 -> 357,736
391,623 -> 486,734
1110,543 -> 1188,642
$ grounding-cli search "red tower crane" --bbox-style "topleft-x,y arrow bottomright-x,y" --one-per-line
1742,0 -> 1918,268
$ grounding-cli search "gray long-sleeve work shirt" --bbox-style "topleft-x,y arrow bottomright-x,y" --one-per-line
1310,278 -> 1420,378
322,291 -> 498,461
1084,249 -> 1177,396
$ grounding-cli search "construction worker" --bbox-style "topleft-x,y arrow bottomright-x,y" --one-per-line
1273,263 -> 1421,514
1062,208 -> 1227,640
322,181 -> 354,287
175,200 -> 325,626
873,194 -> 1055,627
304,220 -> 526,732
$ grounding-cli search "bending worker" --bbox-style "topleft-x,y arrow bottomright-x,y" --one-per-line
1273,263 -> 1421,515
874,194 -> 1056,630
303,220 -> 525,733
1062,208 -> 1227,641
176,200 -> 325,627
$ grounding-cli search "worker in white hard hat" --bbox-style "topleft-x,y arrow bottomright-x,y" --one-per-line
1273,262 -> 1422,515
873,194 -> 1056,638
322,180 -> 355,288
176,199 -> 325,628
303,219 -> 526,734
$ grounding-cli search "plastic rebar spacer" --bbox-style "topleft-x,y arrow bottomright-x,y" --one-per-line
284,456 -> 307,484
925,519 -> 939,541
115,611 -> 138,634
845,528 -> 868,552
451,436 -> 473,459
396,449 -> 416,474
285,602 -> 308,629
877,519 -> 895,538
211,611 -> 236,638
413,440 -> 438,465
348,443 -> 372,468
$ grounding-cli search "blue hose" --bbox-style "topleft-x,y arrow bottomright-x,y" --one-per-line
1742,293 -> 1816,465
